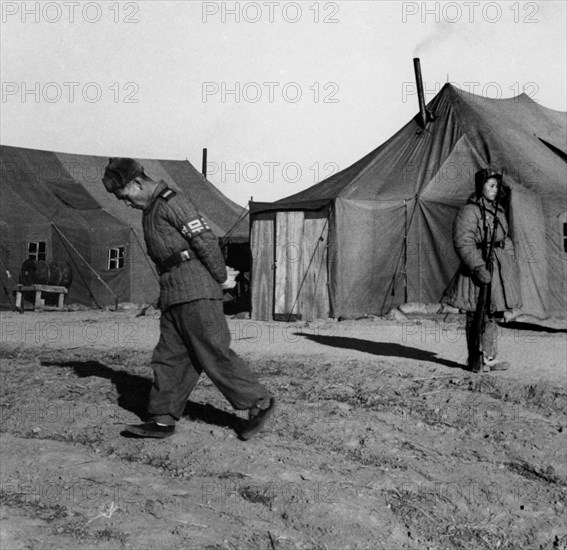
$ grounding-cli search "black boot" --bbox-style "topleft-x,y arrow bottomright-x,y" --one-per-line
122,420 -> 175,438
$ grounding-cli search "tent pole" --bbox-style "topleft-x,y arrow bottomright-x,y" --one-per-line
326,204 -> 334,317
51,223 -> 119,309
404,199 -> 408,303
219,204 -> 250,248
0,258 -> 16,310
380,195 -> 419,314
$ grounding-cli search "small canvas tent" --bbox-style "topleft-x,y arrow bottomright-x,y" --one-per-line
250,84 -> 567,322
0,145 -> 249,308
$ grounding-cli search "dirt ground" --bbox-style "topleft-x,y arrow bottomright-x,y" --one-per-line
0,308 -> 566,550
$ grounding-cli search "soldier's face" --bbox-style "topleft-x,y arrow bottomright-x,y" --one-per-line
113,180 -> 147,209
482,178 -> 499,202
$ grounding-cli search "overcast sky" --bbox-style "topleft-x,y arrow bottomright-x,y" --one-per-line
1,0 -> 565,206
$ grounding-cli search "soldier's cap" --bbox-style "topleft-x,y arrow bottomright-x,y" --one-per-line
102,158 -> 144,193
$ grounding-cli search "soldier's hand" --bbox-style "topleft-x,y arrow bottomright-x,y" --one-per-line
220,266 -> 239,290
473,266 -> 491,285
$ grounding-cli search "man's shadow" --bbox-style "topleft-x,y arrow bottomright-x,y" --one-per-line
296,334 -> 464,370
41,360 -> 240,431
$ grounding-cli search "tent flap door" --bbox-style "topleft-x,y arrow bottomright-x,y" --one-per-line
274,211 -> 304,320
299,213 -> 330,320
510,187 -> 549,318
250,213 -> 275,321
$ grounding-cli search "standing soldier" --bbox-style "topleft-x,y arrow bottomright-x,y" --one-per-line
444,166 -> 522,372
102,158 -> 275,439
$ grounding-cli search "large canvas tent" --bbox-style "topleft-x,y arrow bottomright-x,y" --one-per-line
0,145 -> 249,308
249,84 -> 567,322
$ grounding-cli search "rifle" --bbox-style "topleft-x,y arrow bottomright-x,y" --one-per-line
469,197 -> 500,373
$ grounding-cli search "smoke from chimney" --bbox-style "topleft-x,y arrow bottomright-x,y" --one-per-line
413,21 -> 458,57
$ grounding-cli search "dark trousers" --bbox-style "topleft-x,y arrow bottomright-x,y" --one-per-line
466,312 -> 498,363
147,300 -> 269,422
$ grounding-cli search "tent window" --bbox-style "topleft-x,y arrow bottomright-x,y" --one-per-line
28,242 -> 46,261
108,246 -> 124,270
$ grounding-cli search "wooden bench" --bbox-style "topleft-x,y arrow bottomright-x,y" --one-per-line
14,284 -> 68,312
